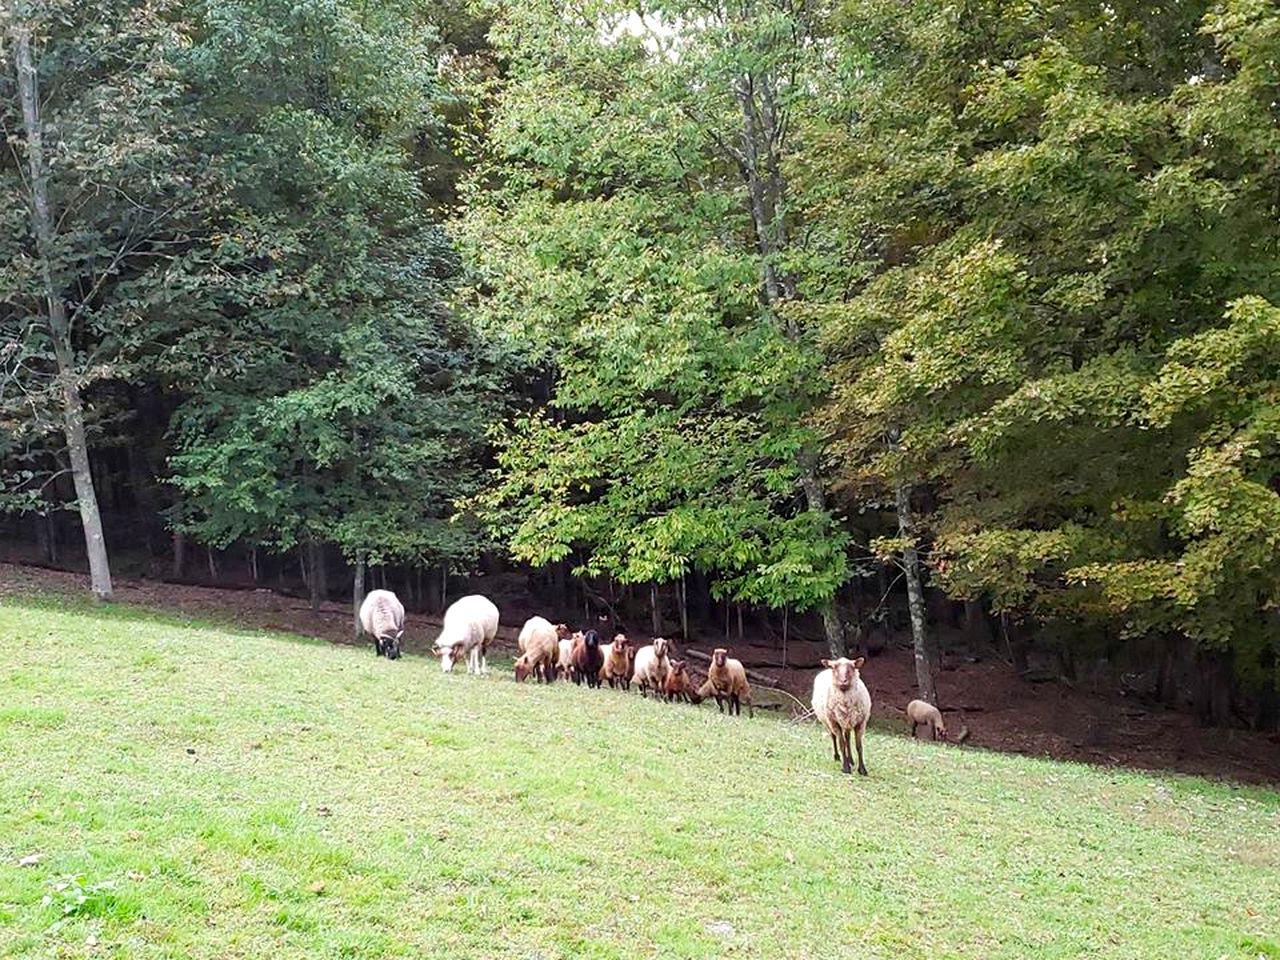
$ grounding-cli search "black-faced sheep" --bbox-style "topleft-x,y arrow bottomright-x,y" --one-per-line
432,594 -> 499,674
358,589 -> 405,659
631,637 -> 671,698
906,699 -> 947,740
704,647 -> 752,717
571,629 -> 604,688
812,657 -> 872,776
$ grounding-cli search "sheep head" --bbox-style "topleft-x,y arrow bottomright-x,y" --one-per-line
514,655 -> 531,683
711,647 -> 728,668
821,656 -> 865,691
379,629 -> 404,661
434,640 -> 462,673
555,623 -> 571,640
653,637 -> 670,658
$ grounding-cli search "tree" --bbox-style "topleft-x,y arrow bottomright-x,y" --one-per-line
1,0 -> 207,599
165,0 -> 501,607
459,0 -> 852,651
810,0 -> 1280,715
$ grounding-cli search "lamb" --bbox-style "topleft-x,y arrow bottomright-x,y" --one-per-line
906,698 -> 947,740
631,637 -> 671,698
358,589 -> 405,660
514,616 -> 564,683
663,659 -> 702,704
704,647 -> 752,717
556,636 -> 575,681
432,594 -> 499,674
811,657 -> 872,776
571,629 -> 604,688
599,633 -> 631,690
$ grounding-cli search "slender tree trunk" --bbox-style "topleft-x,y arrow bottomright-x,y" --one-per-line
896,476 -> 936,705
353,554 -> 366,641
650,583 -> 662,637
678,574 -> 688,641
307,539 -> 326,612
14,27 -> 113,600
798,455 -> 848,658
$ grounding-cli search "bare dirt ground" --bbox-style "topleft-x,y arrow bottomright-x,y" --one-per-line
4,561 -> 1277,785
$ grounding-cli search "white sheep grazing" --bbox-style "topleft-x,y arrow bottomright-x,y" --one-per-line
359,589 -> 405,659
811,657 -> 872,776
514,616 -> 562,683
631,636 -> 671,698
432,594 -> 499,674
906,699 -> 947,740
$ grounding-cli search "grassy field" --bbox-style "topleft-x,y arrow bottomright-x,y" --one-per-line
0,598 -> 1277,959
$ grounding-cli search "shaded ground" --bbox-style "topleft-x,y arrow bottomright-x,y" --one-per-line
3,561 -> 1277,784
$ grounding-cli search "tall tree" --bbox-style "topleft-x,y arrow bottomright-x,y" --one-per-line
810,0 -> 1280,716
460,0 -> 852,650
1,0 -> 209,599
165,0 -> 500,595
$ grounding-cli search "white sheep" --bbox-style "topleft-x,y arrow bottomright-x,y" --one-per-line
514,616 -> 563,683
631,637 -> 671,698
358,589 -> 405,659
556,636 -> 574,681
811,657 -> 872,776
432,594 -> 499,674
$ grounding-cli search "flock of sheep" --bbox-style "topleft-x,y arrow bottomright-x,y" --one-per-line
359,588 -> 950,778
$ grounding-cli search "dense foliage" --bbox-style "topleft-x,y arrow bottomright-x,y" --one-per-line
3,0 -> 1278,722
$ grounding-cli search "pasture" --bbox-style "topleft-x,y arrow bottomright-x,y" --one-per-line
1,597 -> 1277,958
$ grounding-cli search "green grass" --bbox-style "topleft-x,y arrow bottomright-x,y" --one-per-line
1,597 -> 1277,959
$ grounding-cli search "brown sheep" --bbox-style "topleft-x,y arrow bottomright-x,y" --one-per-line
599,633 -> 631,690
663,659 -> 702,704
906,699 -> 947,740
704,647 -> 752,717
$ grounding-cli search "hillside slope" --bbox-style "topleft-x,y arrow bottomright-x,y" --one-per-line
0,598 -> 1277,959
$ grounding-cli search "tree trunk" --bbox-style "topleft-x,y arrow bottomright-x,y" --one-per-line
172,530 -> 186,578
353,554 -> 366,641
678,574 -> 689,641
896,477 -> 936,705
307,539 -> 326,612
650,583 -> 662,637
14,26 -> 113,601
798,457 -> 848,658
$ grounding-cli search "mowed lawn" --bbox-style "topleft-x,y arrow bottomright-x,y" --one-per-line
0,599 -> 1277,959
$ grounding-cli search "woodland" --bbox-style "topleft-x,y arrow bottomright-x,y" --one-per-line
3,0 -> 1279,731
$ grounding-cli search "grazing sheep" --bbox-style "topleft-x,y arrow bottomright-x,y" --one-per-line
432,594 -> 499,674
812,657 -> 872,776
514,616 -> 562,683
631,637 -> 671,698
599,633 -> 631,690
906,699 -> 947,740
571,629 -> 604,688
358,589 -> 405,660
663,659 -> 702,704
704,647 -> 752,717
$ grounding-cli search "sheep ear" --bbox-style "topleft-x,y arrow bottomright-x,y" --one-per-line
852,657 -> 865,669
820,659 -> 832,669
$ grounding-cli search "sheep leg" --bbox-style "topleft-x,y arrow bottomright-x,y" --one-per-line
745,696 -> 753,719
910,720 -> 918,739
839,729 -> 853,775
829,732 -> 840,763
854,723 -> 868,776
930,721 -> 938,741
